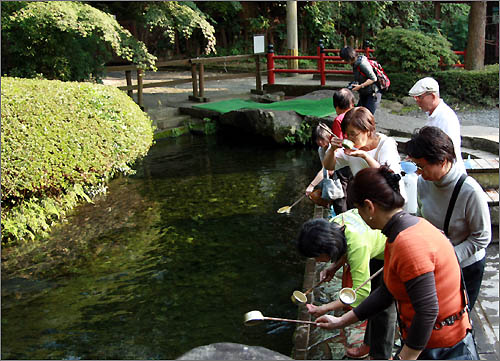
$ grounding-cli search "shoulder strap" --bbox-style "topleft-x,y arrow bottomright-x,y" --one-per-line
322,167 -> 329,180
443,174 -> 468,236
374,135 -> 387,161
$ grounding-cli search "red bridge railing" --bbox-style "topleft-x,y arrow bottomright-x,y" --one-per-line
266,42 -> 465,85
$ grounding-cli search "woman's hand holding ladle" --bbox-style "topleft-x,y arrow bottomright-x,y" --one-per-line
305,303 -> 329,318
315,309 -> 360,330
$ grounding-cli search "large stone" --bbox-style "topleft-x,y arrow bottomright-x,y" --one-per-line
176,342 -> 292,360
219,108 -> 303,144
218,90 -> 337,144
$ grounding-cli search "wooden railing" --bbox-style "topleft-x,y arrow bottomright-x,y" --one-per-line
267,42 -> 466,86
105,55 -> 263,108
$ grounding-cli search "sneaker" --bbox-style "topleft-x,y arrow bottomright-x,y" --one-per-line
345,343 -> 370,359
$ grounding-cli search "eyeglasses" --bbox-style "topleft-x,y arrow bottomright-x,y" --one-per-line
413,92 -> 431,101
410,161 -> 424,172
345,130 -> 361,139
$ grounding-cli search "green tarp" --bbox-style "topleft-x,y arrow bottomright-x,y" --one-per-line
193,97 -> 336,118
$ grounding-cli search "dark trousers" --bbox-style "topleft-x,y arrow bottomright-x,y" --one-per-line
364,258 -> 398,359
357,92 -> 381,115
331,166 -> 352,215
462,256 -> 486,310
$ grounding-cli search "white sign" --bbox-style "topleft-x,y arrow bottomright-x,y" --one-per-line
253,35 -> 265,54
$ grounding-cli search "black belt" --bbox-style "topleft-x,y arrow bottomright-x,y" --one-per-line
433,306 -> 468,330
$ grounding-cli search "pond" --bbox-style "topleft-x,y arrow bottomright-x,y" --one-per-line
1,134 -> 322,360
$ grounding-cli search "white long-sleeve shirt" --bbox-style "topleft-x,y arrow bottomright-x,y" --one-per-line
426,99 -> 466,175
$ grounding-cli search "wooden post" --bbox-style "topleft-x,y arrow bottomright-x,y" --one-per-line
251,54 -> 263,94
137,68 -> 143,109
198,63 -> 205,99
125,70 -> 133,98
191,62 -> 198,98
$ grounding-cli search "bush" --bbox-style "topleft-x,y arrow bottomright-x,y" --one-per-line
374,27 -> 458,74
1,77 -> 154,244
1,1 -> 156,81
385,64 -> 499,107
432,65 -> 499,106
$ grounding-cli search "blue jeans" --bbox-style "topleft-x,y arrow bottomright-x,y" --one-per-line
462,256 -> 486,310
357,92 -> 381,115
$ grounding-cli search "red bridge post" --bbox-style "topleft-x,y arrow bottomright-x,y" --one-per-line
267,44 -> 275,85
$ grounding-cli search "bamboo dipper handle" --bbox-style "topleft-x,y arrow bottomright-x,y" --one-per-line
303,277 -> 327,296
353,266 -> 384,293
264,316 -> 318,326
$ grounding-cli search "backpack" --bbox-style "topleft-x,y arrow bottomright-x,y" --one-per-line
357,57 -> 391,93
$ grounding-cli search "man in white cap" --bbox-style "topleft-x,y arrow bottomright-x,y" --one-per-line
408,77 -> 466,174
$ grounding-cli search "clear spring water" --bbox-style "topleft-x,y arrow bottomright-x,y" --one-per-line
1,134 -> 321,359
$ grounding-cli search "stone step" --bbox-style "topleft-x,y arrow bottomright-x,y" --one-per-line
154,114 -> 193,131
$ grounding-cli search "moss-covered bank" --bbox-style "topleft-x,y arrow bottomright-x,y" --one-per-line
1,77 -> 154,244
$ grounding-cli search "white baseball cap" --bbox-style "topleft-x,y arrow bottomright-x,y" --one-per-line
408,77 -> 439,96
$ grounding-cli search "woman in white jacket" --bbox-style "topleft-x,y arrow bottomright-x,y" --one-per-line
322,106 -> 407,209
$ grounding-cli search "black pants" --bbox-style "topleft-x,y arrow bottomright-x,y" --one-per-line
364,258 -> 398,359
462,256 -> 486,310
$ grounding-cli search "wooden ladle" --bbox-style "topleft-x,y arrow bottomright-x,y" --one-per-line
277,194 -> 306,214
338,267 -> 384,305
243,310 -> 319,326
291,277 -> 328,305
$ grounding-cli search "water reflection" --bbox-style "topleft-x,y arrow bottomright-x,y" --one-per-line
2,135 -> 321,359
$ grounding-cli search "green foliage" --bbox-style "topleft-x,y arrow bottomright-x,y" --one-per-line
248,15 -> 271,33
197,1 -> 242,23
1,1 -> 156,82
141,1 -> 216,55
302,1 -> 342,49
432,65 -> 499,106
385,65 -> 499,106
285,121 -> 312,146
203,118 -> 218,135
382,72 -> 424,100
374,27 -> 458,73
1,77 -> 154,244
439,3 -> 470,51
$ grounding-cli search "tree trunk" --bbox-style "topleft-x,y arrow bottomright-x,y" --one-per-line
220,29 -> 228,49
175,32 -> 180,56
465,1 -> 486,70
434,2 -> 441,21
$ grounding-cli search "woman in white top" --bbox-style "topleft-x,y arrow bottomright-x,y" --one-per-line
322,106 -> 407,207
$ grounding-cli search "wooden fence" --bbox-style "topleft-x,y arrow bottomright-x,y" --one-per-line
104,54 -> 263,108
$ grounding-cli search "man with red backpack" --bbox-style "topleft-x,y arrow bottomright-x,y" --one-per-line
340,46 -> 390,115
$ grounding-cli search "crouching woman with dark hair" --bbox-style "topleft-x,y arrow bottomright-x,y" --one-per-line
314,165 -> 478,360
297,208 -> 396,360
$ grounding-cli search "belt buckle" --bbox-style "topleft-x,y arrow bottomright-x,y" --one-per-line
445,316 -> 456,326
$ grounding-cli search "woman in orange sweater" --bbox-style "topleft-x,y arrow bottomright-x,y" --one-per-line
315,165 -> 477,360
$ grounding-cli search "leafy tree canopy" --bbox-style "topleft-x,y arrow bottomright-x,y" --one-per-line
141,1 -> 216,54
1,1 -> 156,81
92,1 -> 217,55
